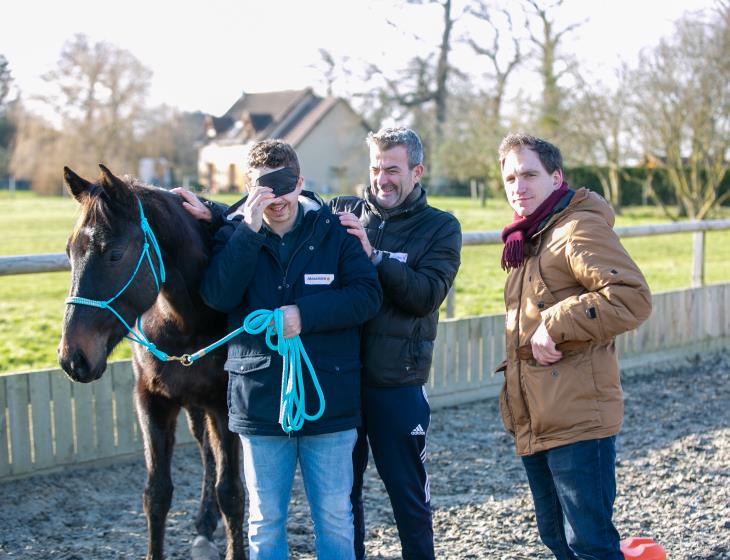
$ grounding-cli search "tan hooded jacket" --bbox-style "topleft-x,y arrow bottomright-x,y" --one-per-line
499,188 -> 652,456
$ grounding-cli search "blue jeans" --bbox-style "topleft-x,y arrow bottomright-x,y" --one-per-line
240,429 -> 358,560
521,436 -> 623,560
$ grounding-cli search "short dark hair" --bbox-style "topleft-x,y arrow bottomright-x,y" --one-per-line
366,127 -> 424,169
247,139 -> 300,176
498,133 -> 563,174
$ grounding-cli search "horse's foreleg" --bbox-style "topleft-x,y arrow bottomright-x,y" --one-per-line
186,406 -> 220,540
136,388 -> 179,560
206,411 -> 246,560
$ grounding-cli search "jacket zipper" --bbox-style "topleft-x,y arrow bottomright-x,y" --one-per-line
513,263 -> 533,454
282,212 -> 321,295
261,212 -> 321,304
373,219 -> 386,248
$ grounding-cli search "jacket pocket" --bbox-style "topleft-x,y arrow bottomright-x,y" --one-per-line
226,354 -> 278,427
499,381 -> 516,436
309,355 -> 361,423
410,325 -> 433,373
533,269 -> 559,312
224,354 -> 271,375
520,352 -> 600,440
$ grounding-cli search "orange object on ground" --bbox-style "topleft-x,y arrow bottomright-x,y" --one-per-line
620,537 -> 667,560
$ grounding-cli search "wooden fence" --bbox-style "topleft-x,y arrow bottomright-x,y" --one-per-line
3,219 -> 730,319
2,283 -> 729,480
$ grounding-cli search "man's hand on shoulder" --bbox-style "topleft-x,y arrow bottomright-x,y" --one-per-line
338,212 -> 373,258
171,187 -> 213,222
531,322 -> 563,365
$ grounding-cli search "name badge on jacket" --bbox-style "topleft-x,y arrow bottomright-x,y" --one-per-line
305,274 -> 335,285
388,252 -> 408,263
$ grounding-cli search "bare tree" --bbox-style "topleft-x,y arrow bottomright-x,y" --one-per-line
10,106 -> 65,195
315,49 -> 338,97
135,106 -> 205,182
429,0 -> 454,144
632,6 -> 730,220
0,55 -> 10,110
0,55 -> 15,179
568,69 -> 633,213
368,0 -> 456,153
424,1 -> 525,199
435,90 -> 504,193
39,34 -> 152,176
466,1 -> 522,125
523,0 -> 583,139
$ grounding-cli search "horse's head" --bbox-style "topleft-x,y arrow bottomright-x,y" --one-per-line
58,165 -> 163,382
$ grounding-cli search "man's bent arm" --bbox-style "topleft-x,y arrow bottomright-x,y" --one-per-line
377,217 -> 461,318
200,220 -> 265,312
541,215 -> 652,343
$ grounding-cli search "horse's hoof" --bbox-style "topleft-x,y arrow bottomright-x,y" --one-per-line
192,535 -> 220,560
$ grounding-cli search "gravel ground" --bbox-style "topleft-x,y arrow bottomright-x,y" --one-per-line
1,352 -> 729,559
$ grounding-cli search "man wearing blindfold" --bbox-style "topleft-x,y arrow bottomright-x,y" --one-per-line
195,140 -> 382,560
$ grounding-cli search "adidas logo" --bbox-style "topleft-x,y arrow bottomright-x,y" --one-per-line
410,424 -> 426,436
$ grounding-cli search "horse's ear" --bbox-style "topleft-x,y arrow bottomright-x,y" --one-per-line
63,167 -> 94,202
98,164 -> 134,206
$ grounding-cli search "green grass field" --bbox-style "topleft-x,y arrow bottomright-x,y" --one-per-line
2,190 -> 730,374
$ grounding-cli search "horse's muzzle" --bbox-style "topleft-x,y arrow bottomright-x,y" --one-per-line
57,345 -> 105,383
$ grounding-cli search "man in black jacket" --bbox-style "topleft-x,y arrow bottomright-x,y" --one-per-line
332,127 -> 462,560
199,140 -> 382,560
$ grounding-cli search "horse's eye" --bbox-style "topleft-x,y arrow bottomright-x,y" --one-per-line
110,250 -> 124,262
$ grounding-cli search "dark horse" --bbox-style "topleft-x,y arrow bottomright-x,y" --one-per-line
57,165 -> 246,560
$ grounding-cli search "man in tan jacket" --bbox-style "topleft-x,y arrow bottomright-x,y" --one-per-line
497,133 -> 652,560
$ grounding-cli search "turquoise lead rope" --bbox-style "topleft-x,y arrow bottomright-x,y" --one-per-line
65,196 -> 325,433
241,309 -> 325,433
146,307 -> 326,433
186,308 -> 326,433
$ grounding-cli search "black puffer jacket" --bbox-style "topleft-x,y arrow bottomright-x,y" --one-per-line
330,186 -> 461,386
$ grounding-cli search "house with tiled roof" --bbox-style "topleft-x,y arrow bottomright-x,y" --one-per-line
198,88 -> 370,194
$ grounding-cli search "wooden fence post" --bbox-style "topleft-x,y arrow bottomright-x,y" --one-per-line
692,230 -> 705,288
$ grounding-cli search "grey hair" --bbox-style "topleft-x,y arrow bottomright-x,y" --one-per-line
498,132 -> 563,174
366,127 -> 424,169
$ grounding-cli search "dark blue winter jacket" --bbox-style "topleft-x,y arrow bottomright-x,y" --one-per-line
200,191 -> 382,436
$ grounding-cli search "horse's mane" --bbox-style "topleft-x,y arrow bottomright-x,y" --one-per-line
71,177 -> 211,258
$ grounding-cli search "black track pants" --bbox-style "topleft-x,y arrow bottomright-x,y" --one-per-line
351,384 -> 434,560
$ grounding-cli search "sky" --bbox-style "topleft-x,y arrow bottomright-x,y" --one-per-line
1,0 -> 717,118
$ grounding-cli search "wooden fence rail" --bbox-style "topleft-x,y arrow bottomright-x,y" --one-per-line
2,284 -> 729,480
3,220 -> 730,319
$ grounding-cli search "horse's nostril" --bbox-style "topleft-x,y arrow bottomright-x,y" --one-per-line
59,347 -> 90,381
72,349 -> 90,376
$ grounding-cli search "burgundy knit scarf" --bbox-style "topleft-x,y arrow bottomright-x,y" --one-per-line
501,182 -> 569,270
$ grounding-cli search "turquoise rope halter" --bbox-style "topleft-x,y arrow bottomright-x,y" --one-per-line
65,196 -> 325,433
65,198 -> 170,361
